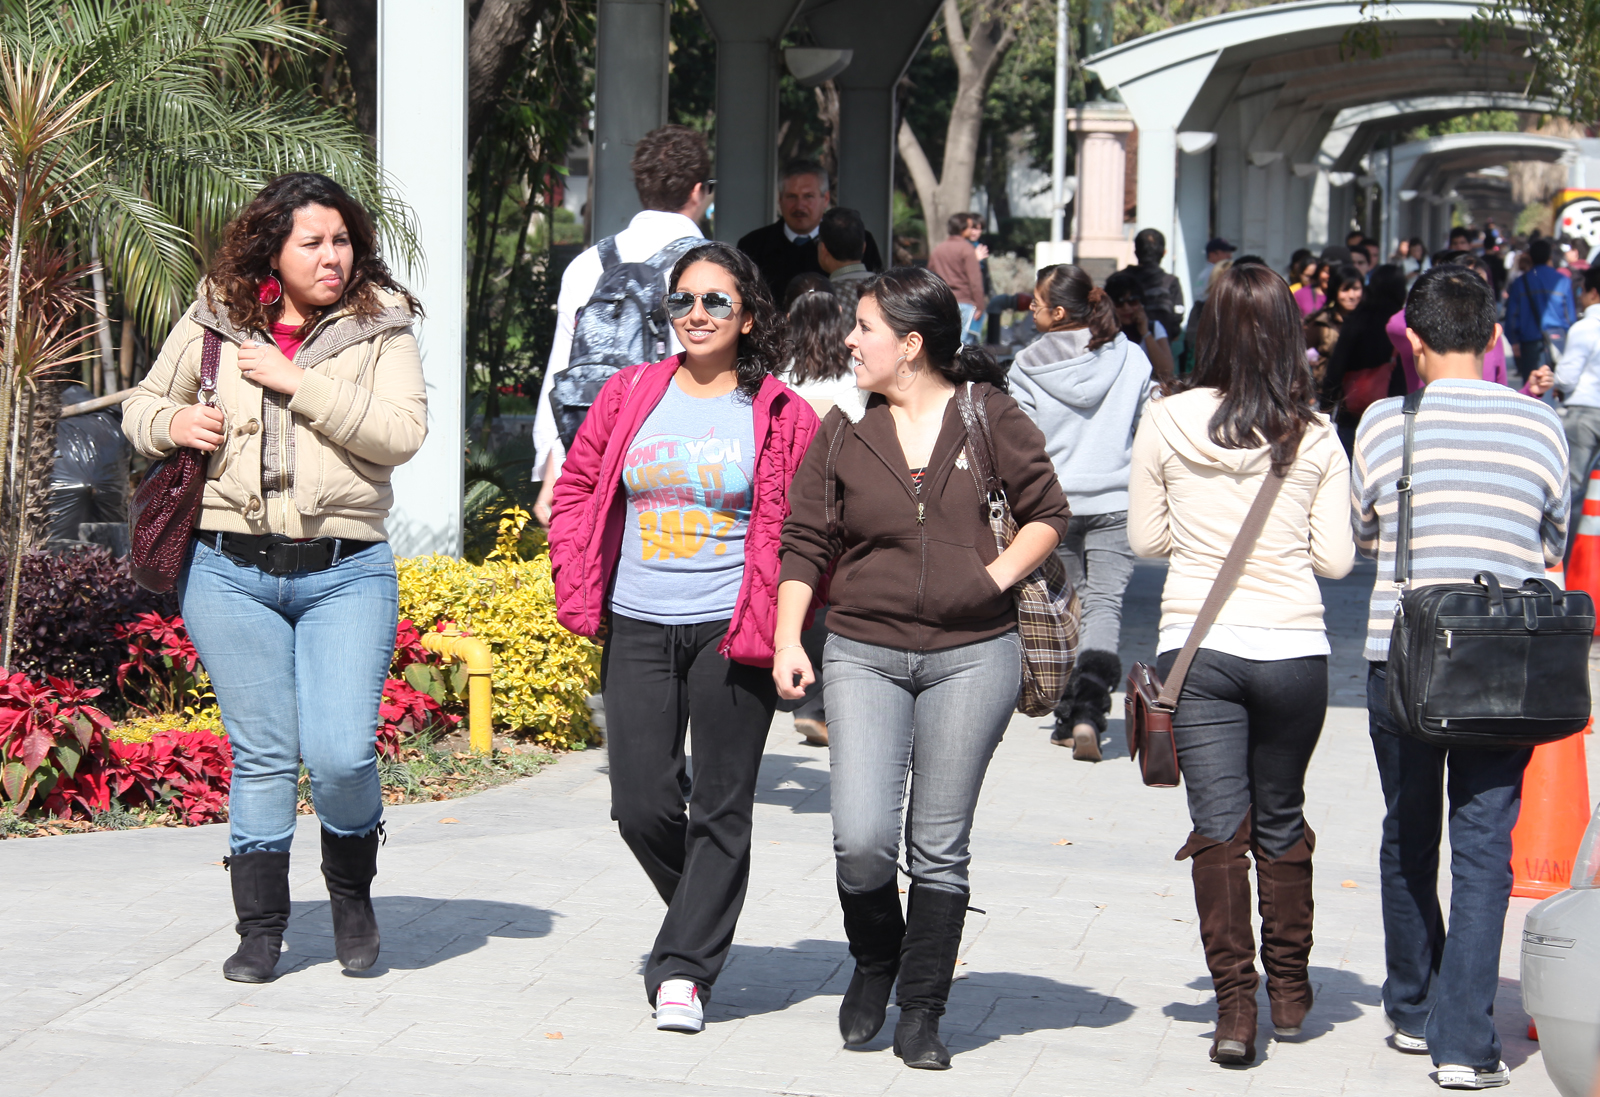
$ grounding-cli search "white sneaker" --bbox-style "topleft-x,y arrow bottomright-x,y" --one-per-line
1388,1015 -> 1429,1053
654,978 -> 704,1033
1435,1062 -> 1510,1089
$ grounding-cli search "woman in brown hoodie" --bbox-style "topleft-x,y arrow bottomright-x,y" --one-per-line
773,267 -> 1070,1070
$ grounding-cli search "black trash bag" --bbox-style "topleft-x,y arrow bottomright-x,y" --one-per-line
48,383 -> 132,545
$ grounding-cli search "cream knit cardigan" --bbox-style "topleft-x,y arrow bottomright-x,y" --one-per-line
1128,387 -> 1355,633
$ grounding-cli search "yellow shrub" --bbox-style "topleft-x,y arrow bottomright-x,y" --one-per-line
396,552 -> 600,749
112,708 -> 225,743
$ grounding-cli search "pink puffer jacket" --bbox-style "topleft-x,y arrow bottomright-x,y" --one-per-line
548,355 -> 821,667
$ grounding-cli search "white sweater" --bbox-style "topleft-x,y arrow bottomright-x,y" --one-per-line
1128,388 -> 1355,633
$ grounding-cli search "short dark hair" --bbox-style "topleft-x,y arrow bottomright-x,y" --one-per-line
1404,265 -> 1496,356
1583,266 -> 1600,297
780,159 -> 829,193
1449,226 -> 1471,241
1346,229 -> 1365,245
632,125 -> 711,212
1530,238 -> 1554,264
946,212 -> 978,237
818,206 -> 866,262
1328,263 -> 1364,297
1232,254 -> 1268,268
1134,228 -> 1165,263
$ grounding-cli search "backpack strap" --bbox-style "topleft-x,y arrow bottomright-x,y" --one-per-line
1394,386 -> 1424,587
596,235 -> 622,272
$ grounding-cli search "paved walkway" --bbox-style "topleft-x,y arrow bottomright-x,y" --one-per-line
4,559 -> 1596,1096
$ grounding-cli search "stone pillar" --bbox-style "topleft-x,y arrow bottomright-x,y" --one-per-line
592,0 -> 670,241
1069,104 -> 1135,282
378,0 -> 466,557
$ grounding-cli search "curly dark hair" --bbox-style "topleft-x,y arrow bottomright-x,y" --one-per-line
668,242 -> 781,399
203,172 -> 421,337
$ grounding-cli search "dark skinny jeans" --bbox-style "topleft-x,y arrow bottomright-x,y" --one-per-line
600,614 -> 778,1003
1156,648 -> 1328,857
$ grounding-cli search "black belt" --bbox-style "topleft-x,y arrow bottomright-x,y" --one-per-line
202,531 -> 379,576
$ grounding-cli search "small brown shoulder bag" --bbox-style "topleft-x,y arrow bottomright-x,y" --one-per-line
1124,469 -> 1286,787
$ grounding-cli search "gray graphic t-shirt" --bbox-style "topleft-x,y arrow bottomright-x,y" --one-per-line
611,381 -> 757,625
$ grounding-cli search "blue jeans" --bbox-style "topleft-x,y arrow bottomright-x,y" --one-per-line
180,536 -> 398,855
823,631 -> 1020,895
958,302 -> 983,346
1366,663 -> 1530,1069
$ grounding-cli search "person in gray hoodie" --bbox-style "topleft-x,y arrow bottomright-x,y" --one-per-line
1011,263 -> 1155,760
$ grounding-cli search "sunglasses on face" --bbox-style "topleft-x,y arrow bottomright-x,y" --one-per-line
665,291 -> 738,319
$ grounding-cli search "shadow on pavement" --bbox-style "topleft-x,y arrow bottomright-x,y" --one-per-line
754,754 -> 831,814
946,968 -> 1138,1054
283,895 -> 556,977
1161,965 -> 1382,1038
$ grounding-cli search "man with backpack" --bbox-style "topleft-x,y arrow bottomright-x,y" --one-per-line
1504,237 -> 1576,382
532,125 -> 712,524
1351,266 -> 1569,1090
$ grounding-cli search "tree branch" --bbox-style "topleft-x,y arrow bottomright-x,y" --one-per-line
898,117 -> 941,235
468,0 -> 553,148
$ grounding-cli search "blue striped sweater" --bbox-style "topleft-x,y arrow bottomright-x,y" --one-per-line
1351,379 -> 1569,661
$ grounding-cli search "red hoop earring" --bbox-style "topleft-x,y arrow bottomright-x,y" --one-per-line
257,272 -> 283,306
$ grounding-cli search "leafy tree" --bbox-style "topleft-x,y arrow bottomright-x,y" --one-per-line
1466,0 -> 1600,125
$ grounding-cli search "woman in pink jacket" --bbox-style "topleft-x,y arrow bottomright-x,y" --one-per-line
548,241 -> 820,1035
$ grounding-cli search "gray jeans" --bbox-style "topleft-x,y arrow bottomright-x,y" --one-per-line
823,631 -> 1021,894
1056,511 -> 1136,655
1562,404 -> 1600,503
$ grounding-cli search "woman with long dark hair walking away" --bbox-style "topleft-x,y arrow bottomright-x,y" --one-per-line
548,242 -> 819,1034
1012,264 -> 1155,760
1128,263 -> 1355,1065
123,173 -> 428,983
774,282 -> 864,746
773,267 -> 1070,1069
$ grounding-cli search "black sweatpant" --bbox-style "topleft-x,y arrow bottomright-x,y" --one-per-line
1156,648 -> 1327,859
600,613 -> 778,1002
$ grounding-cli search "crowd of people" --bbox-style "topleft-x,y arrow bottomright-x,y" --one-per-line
125,120 -> 1584,1092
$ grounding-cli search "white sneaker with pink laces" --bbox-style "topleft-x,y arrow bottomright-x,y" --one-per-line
654,978 -> 704,1033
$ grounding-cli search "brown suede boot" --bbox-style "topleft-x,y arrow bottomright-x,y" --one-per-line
1177,817 -> 1258,1065
1254,824 -> 1315,1035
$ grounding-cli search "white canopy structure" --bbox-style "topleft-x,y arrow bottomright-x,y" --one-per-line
1084,0 -> 1540,303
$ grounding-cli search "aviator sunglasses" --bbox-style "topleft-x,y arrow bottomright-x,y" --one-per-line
665,290 -> 738,320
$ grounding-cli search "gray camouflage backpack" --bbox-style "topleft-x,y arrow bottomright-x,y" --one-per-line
550,234 -> 701,449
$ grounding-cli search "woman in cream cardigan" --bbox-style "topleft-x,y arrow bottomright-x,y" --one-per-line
1128,263 -> 1354,1067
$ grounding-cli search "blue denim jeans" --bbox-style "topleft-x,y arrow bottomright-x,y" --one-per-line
1366,663 -> 1531,1069
179,536 -> 398,855
823,631 -> 1020,895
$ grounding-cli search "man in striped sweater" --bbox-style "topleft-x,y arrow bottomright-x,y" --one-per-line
1352,265 -> 1568,1091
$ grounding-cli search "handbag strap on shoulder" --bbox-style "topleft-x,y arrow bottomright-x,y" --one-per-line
954,381 -> 1003,498
199,328 -> 221,405
1394,387 -> 1425,587
1155,466 -> 1288,709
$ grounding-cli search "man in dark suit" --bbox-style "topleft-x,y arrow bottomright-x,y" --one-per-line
737,159 -> 883,302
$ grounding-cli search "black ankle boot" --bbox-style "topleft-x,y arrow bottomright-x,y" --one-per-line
892,882 -> 969,1070
222,851 -> 291,983
838,878 -> 906,1046
320,826 -> 382,971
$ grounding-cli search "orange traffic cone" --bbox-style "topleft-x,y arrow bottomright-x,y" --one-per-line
1565,465 -> 1600,635
1511,729 -> 1593,899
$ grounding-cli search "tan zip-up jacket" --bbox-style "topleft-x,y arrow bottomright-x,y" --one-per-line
123,288 -> 427,542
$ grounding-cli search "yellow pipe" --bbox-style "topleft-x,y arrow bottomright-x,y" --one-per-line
420,631 -> 494,754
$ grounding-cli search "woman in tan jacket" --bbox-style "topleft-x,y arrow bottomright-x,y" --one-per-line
123,173 -> 426,985
1128,263 -> 1354,1066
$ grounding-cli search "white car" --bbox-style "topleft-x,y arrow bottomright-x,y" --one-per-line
1523,802 -> 1600,1097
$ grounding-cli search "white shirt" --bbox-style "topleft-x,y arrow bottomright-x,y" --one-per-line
1157,623 -> 1330,660
532,210 -> 704,477
783,222 -> 817,244
1557,303 -> 1600,409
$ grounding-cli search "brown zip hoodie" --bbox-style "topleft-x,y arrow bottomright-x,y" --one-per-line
780,383 -> 1070,652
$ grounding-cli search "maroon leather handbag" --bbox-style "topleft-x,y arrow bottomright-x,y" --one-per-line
1125,469 -> 1286,788
129,329 -> 221,593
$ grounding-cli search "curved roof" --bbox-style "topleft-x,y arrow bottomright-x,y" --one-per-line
1320,93 -> 1560,171
1387,131 -> 1577,192
1085,0 -> 1538,142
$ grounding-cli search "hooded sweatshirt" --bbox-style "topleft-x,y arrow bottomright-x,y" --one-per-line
1008,330 -> 1154,515
1128,387 -> 1354,636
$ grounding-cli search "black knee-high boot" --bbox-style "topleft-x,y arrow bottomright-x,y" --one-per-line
222,851 -> 291,983
321,826 -> 382,972
1052,649 -> 1122,759
838,878 -> 906,1046
893,882 -> 968,1070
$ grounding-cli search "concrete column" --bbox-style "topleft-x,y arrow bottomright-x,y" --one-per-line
1176,145 -> 1211,304
807,0 -> 942,262
1137,126 -> 1178,263
1068,104 -> 1135,282
593,0 -> 670,241
835,85 -> 897,253
698,1 -> 802,243
378,0 -> 466,558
